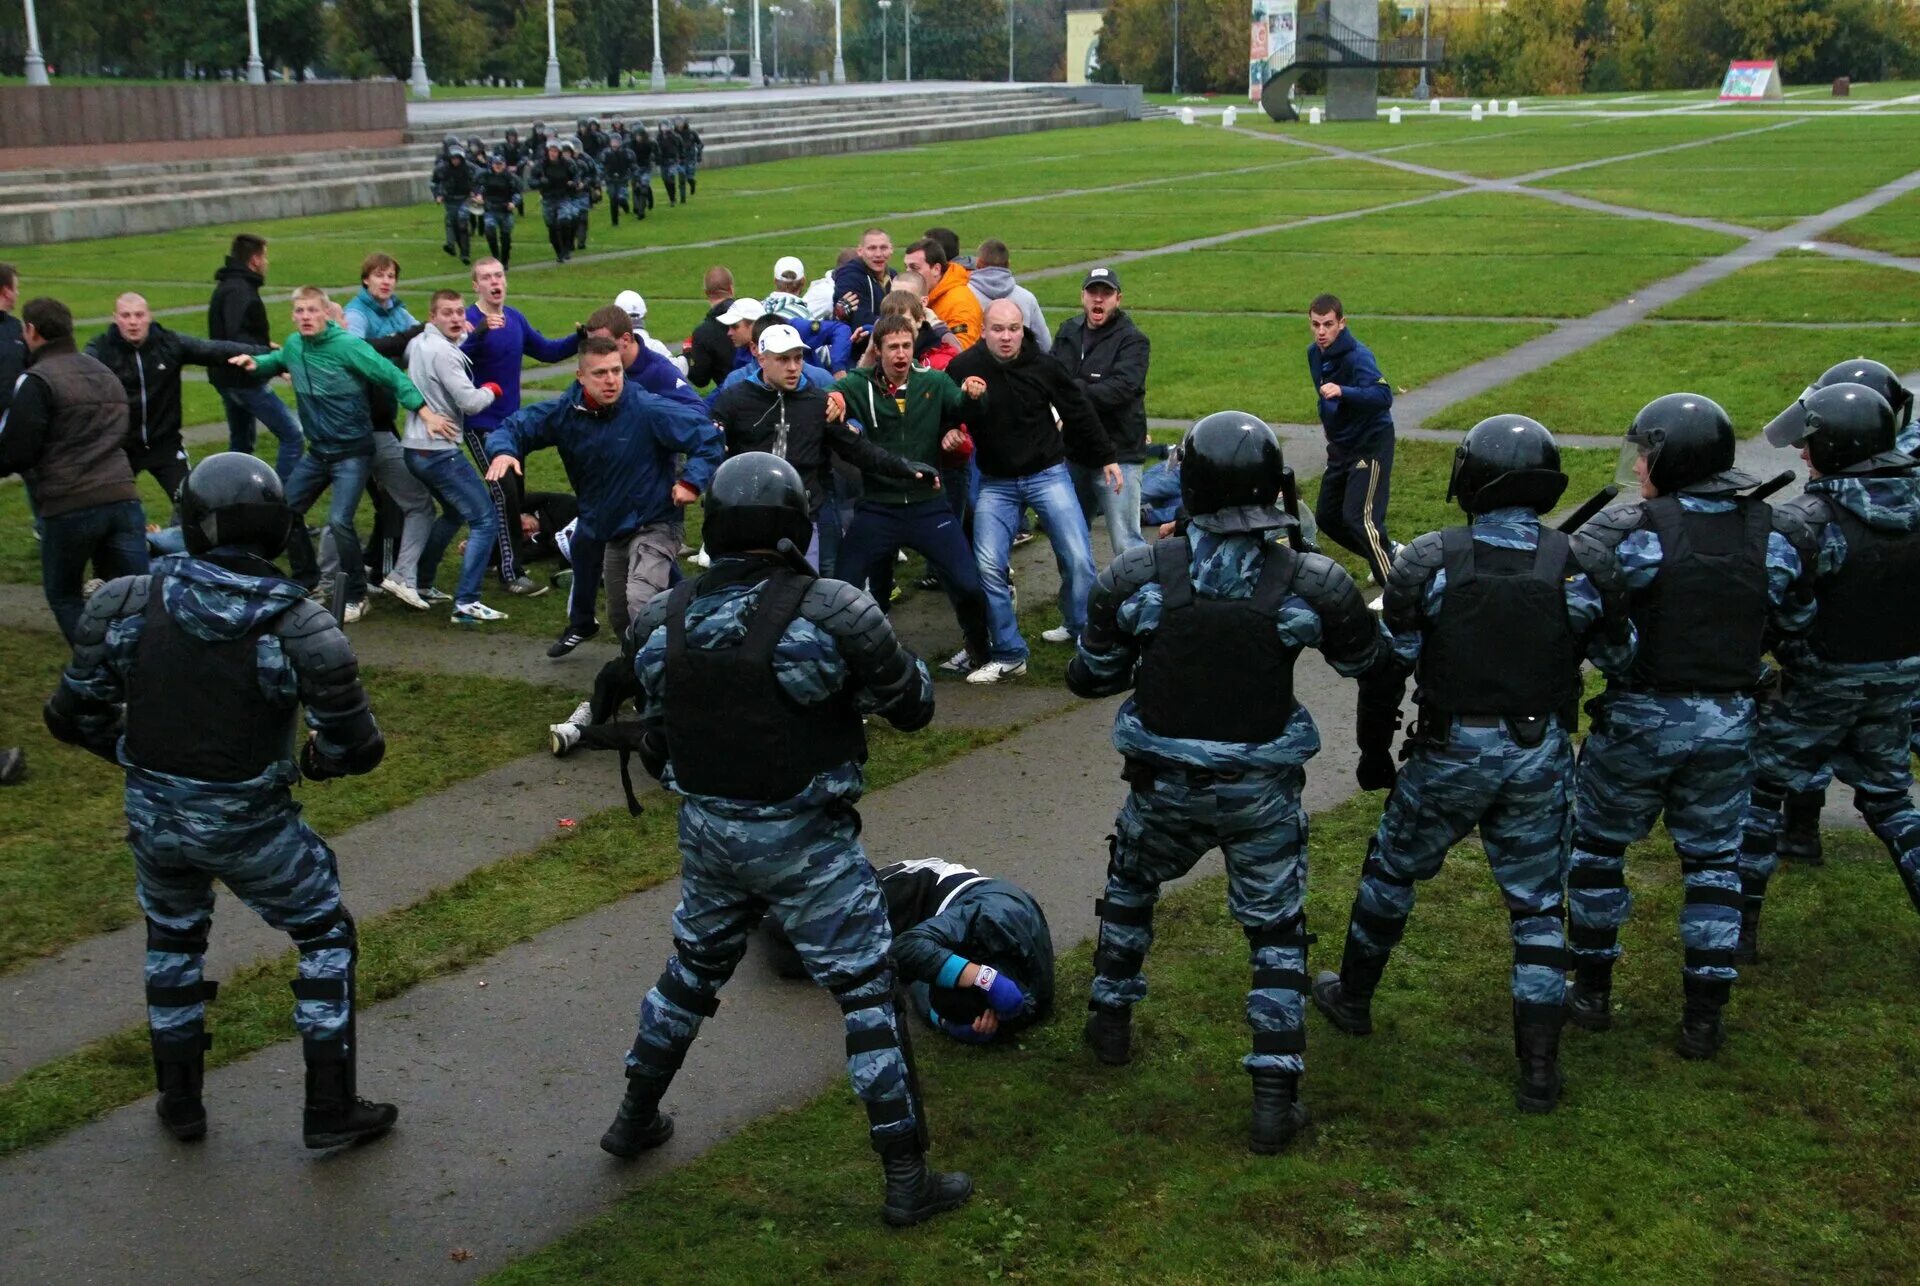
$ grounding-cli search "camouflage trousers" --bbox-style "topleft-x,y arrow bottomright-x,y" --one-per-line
1743,667 -> 1920,917
1568,691 -> 1750,984
128,770 -> 356,1059
1090,764 -> 1311,1075
625,798 -> 920,1146
1340,719 -> 1571,1016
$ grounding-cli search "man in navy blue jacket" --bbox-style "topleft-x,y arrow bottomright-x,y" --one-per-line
484,337 -> 724,647
1307,293 -> 1397,587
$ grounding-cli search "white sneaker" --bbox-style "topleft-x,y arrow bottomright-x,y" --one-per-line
343,600 -> 369,624
452,600 -> 509,623
938,648 -> 973,675
418,586 -> 453,604
966,659 -> 1028,685
1040,626 -> 1074,644
563,699 -> 592,727
896,549 -> 909,563
692,546 -> 711,568
381,575 -> 429,611
1367,593 -> 1386,613
549,722 -> 582,757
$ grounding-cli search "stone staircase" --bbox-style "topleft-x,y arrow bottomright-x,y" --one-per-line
0,87 -> 1125,245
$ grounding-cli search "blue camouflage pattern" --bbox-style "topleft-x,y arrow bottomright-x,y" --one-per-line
1569,494 -> 1808,983
1345,509 -> 1630,1011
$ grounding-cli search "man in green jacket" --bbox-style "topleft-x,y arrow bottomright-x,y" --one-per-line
825,313 -> 993,670
229,286 -> 454,622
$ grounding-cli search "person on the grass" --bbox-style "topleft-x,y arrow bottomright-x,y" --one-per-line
1307,293 -> 1398,590
44,452 -> 395,1151
1740,383 -> 1920,961
762,858 -> 1055,1046
1313,415 -> 1632,1117
1565,394 -> 1808,1058
1068,410 -> 1396,1155
598,452 -> 970,1229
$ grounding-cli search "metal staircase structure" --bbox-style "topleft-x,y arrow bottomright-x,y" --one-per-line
1261,9 -> 1445,122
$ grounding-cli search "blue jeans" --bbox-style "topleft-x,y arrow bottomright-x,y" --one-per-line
839,499 -> 992,665
973,463 -> 1097,664
405,447 -> 499,605
41,499 -> 150,642
219,383 -> 305,479
283,451 -> 373,600
1070,459 -> 1144,557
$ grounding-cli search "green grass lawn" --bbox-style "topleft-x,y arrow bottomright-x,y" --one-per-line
1429,323 -> 1920,438
1825,189 -> 1920,258
0,627 -> 573,972
495,795 -> 1920,1282
1652,251 -> 1920,323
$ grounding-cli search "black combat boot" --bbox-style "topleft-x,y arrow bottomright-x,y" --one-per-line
1677,977 -> 1730,1060
1778,788 -> 1825,865
1248,1069 -> 1307,1154
1513,1003 -> 1565,1114
302,1042 -> 398,1149
151,1032 -> 208,1142
600,1072 -> 675,1158
1083,1002 -> 1132,1066
1312,940 -> 1389,1036
878,1136 -> 972,1227
1566,960 -> 1614,1032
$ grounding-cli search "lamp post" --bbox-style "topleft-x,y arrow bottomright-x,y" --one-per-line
749,0 -> 764,85
769,4 -> 784,82
245,0 -> 267,84
903,0 -> 912,83
1414,0 -> 1432,100
877,0 -> 890,81
407,0 -> 430,97
831,0 -> 844,84
1170,0 -> 1180,95
22,0 -> 48,85
649,0 -> 667,89
722,5 -> 735,79
1006,0 -> 1013,82
543,0 -> 562,93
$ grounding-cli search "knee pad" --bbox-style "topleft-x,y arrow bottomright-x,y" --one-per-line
290,906 -> 356,957
673,936 -> 742,987
146,916 -> 211,957
1750,777 -> 1790,815
828,958 -> 897,1013
651,966 -> 720,1020
1093,898 -> 1152,979
1246,914 -> 1316,954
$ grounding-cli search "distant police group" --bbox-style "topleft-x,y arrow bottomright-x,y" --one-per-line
45,351 -> 1916,1225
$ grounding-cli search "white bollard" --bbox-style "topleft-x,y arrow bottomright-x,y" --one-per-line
1221,105 -> 1238,127
1179,106 -> 1196,125
1308,105 -> 1322,125
1430,97 -> 1442,113
1486,99 -> 1499,115
1470,102 -> 1483,122
1507,99 -> 1519,116
1389,106 -> 1402,124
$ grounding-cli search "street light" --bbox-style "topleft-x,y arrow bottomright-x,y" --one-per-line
245,0 -> 267,84
903,0 -> 912,83
722,5 -> 735,80
649,0 -> 667,90
769,4 -> 784,82
1414,0 -> 1432,100
407,0 -> 430,98
543,0 -> 562,94
749,0 -> 764,86
877,0 -> 890,81
1006,0 -> 1013,82
1170,0 -> 1180,95
21,0 -> 48,85
831,0 -> 844,84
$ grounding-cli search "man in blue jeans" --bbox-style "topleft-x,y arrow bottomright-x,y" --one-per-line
947,299 -> 1117,684
207,234 -> 304,478
0,297 -> 150,640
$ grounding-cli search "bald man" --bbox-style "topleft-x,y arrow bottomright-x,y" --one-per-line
86,292 -> 268,510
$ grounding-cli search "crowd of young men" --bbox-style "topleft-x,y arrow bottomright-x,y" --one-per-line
6,207 -> 1918,1232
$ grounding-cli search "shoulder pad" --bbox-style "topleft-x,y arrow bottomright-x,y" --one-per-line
1566,533 -> 1628,599
1104,541 -> 1158,599
627,584 -> 676,652
1772,493 -> 1829,542
1383,531 -> 1444,635
1573,500 -> 1645,550
74,574 -> 148,644
1289,550 -> 1362,613
272,601 -> 358,674
798,576 -> 887,642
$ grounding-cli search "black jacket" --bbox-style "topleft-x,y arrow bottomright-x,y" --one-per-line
685,299 -> 737,389
710,376 -> 926,517
437,156 -> 476,201
84,323 -> 262,452
629,131 -> 655,168
946,334 -> 1112,480
0,340 -> 138,519
0,310 -> 25,417
207,259 -> 271,391
478,167 -> 522,213
1053,309 -> 1150,465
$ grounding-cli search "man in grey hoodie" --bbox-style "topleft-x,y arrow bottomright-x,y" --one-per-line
968,240 -> 1050,355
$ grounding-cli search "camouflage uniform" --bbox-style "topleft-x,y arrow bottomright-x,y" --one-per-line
1070,530 -> 1392,1076
44,553 -> 384,1080
881,860 -> 1056,1043
1338,508 -> 1632,1018
621,557 -> 936,1149
1744,471 -> 1920,930
1567,487 -> 1809,991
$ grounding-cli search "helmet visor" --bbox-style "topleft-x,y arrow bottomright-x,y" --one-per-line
1614,439 -> 1656,491
1763,386 -> 1817,448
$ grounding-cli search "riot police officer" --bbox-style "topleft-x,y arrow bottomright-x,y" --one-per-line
43,453 -> 394,1149
1068,410 -> 1399,1154
1314,416 -> 1632,1114
1741,383 -> 1920,957
763,858 -> 1055,1045
674,116 -> 703,200
600,453 -> 971,1228
1564,394 -> 1808,1058
478,153 -> 523,269
602,129 -> 635,227
655,119 -> 684,208
534,140 -> 579,264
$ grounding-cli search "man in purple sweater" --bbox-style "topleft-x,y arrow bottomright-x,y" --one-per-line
461,256 -> 581,595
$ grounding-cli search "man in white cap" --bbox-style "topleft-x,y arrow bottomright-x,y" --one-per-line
614,289 -> 682,371
713,296 -> 766,384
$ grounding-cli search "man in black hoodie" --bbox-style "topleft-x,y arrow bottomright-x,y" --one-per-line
947,299 -> 1116,683
86,292 -> 266,513
1053,266 -> 1150,555
207,234 -> 304,478
684,265 -> 739,388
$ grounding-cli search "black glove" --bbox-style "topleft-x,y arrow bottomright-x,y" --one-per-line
638,729 -> 669,782
1356,751 -> 1397,792
300,736 -> 346,782
905,460 -> 941,484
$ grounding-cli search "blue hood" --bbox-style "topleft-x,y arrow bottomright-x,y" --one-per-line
155,553 -> 309,643
1811,470 -> 1920,533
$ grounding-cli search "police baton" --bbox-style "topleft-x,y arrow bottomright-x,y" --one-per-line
774,538 -> 820,578
329,569 -> 351,629
1554,484 -> 1620,534
1745,469 -> 1798,502
1279,465 -> 1308,554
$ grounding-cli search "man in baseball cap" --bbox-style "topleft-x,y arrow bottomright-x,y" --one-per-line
613,289 -> 682,369
715,296 -> 767,379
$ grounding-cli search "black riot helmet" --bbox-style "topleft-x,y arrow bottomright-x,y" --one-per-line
1448,415 -> 1568,515
441,133 -> 459,152
1818,358 -> 1913,432
1175,410 -> 1292,535
702,452 -> 813,556
178,452 -> 294,560
1785,383 -> 1898,475
1623,392 -> 1735,494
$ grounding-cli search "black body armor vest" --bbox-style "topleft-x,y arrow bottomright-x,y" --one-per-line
1417,525 -> 1582,717
1628,496 -> 1770,693
1810,506 -> 1920,663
